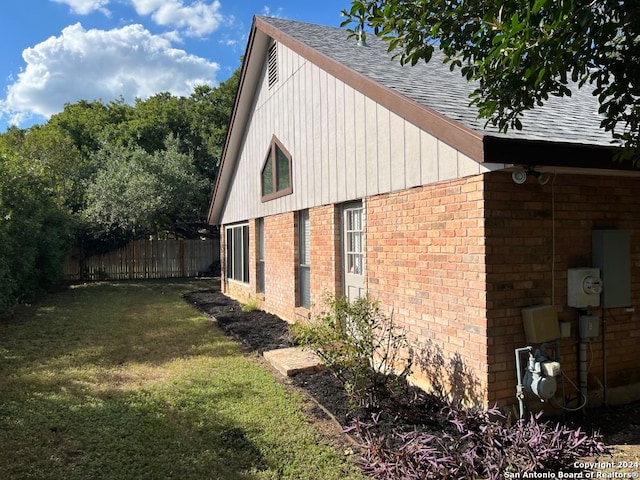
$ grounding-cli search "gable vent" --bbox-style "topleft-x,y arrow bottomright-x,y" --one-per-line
267,43 -> 278,88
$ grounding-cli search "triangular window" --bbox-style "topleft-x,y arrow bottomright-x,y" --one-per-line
261,136 -> 292,201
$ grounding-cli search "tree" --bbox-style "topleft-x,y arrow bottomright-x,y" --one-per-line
49,99 -> 132,155
0,71 -> 240,303
341,0 -> 640,161
0,152 -> 74,309
187,68 -> 240,178
81,137 -> 210,239
0,124 -> 86,211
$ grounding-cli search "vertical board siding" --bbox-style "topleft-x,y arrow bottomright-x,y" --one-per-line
335,80 -> 347,203
344,85 -> 357,201
219,43 -> 498,225
377,104 -> 392,194
365,97 -> 379,195
404,124 -> 421,189
62,239 -> 219,281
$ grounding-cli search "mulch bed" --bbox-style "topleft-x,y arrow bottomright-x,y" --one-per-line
183,288 -> 640,444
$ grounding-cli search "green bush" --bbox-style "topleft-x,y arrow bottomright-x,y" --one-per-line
292,294 -> 413,410
0,158 -> 73,311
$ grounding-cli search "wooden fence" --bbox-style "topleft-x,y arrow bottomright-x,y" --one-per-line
63,238 -> 220,281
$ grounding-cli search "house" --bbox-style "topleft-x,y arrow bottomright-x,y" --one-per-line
207,16 -> 640,410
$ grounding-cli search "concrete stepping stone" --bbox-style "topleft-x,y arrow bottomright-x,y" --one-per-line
263,347 -> 325,377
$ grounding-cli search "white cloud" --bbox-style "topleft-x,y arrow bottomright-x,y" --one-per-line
1,23 -> 219,125
51,1 -> 228,37
130,0 -> 225,37
261,6 -> 284,18
51,0 -> 111,15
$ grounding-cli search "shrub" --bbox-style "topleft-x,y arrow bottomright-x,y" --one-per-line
292,294 -> 413,410
0,159 -> 73,312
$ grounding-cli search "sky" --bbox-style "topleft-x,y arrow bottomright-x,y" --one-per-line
0,0 -> 350,132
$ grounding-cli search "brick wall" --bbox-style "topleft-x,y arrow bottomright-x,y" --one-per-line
260,212 -> 298,321
309,205 -> 342,314
485,171 -> 640,407
220,169 -> 640,409
223,206 -> 345,323
366,176 -> 489,407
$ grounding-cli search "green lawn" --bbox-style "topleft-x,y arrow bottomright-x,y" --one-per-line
0,280 -> 365,480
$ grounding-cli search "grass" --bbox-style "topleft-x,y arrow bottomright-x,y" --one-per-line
0,279 -> 365,480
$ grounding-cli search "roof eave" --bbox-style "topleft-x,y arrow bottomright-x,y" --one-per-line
483,135 -> 632,171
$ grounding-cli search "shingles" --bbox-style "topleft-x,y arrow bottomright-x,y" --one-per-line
259,16 -> 616,147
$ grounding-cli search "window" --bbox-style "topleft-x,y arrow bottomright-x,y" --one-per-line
261,136 -> 292,201
226,224 -> 249,283
298,210 -> 310,308
257,218 -> 265,294
345,207 -> 364,276
267,42 -> 278,88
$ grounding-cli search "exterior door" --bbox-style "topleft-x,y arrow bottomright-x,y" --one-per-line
343,203 -> 365,302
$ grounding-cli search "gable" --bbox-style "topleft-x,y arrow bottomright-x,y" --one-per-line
209,16 -> 631,227
215,39 -> 502,225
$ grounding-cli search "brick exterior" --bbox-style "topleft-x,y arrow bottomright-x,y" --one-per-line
485,171 -> 640,407
220,170 -> 640,409
222,206 -> 344,322
309,205 -> 342,310
366,176 -> 490,406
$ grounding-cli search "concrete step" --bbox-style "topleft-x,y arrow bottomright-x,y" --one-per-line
263,347 -> 325,377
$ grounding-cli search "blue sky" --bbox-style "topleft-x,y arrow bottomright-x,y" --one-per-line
0,1 -> 350,132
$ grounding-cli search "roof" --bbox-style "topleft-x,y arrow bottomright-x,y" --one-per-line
208,16 -> 629,224
259,16 -> 615,147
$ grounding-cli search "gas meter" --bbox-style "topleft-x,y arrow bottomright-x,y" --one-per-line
523,349 -> 561,401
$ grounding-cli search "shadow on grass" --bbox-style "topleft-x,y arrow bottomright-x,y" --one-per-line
0,279 -> 266,479
0,383 -> 268,480
0,279 -> 230,367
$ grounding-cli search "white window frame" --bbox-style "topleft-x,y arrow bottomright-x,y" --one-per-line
226,223 -> 249,283
257,218 -> 265,293
298,210 -> 310,308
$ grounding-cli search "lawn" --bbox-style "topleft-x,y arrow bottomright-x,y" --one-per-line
0,279 -> 365,480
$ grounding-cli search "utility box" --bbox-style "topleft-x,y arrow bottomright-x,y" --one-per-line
592,230 -> 631,308
568,268 -> 602,308
522,305 -> 560,343
579,315 -> 599,340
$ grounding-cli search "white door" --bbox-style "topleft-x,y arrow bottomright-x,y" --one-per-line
343,203 -> 364,302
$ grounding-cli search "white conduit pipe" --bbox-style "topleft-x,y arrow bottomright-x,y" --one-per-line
515,346 -> 533,420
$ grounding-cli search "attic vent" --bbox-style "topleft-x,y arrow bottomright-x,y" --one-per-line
267,43 -> 278,88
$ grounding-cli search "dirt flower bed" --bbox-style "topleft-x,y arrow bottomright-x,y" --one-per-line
184,288 -> 640,476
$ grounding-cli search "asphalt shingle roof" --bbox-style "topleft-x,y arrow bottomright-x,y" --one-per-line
260,16 -> 616,148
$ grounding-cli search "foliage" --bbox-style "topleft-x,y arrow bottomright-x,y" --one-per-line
292,295 -> 413,410
0,280 -> 365,479
48,99 -> 129,155
292,295 -> 606,478
0,70 -> 239,303
81,137 -> 210,238
241,295 -> 261,312
348,400 -> 607,479
0,153 -> 74,310
341,0 -> 640,161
